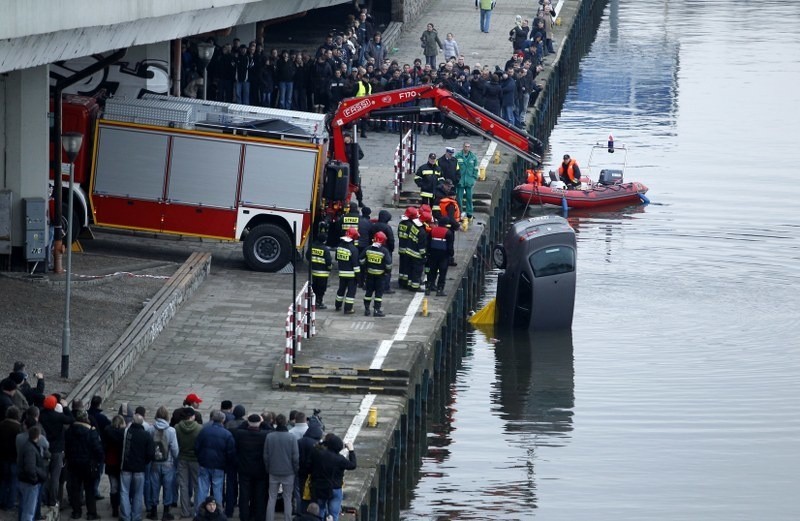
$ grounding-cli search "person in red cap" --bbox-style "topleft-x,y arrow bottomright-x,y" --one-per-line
39,393 -> 74,507
170,394 -> 203,428
334,228 -> 361,314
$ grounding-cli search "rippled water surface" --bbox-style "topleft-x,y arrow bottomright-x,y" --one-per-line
403,1 -> 800,519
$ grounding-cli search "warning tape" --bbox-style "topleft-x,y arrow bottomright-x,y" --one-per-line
73,272 -> 172,280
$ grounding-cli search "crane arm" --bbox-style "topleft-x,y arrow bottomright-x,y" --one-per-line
329,84 -> 543,166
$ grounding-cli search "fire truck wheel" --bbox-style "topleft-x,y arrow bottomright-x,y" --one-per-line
243,223 -> 292,272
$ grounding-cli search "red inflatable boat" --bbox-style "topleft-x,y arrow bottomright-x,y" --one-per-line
513,180 -> 649,209
514,141 -> 649,210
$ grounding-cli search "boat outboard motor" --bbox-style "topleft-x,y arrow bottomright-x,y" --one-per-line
598,168 -> 624,185
548,170 -> 566,189
492,216 -> 576,331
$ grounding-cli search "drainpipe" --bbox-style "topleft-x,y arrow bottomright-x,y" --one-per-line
172,39 -> 182,96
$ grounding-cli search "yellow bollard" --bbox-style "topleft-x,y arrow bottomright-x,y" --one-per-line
368,407 -> 378,427
478,166 -> 486,181
461,217 -> 469,232
492,150 -> 501,164
556,17 -> 562,26
422,297 -> 428,317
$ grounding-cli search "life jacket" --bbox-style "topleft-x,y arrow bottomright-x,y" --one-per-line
356,80 -> 371,97
526,169 -> 544,186
438,197 -> 460,222
558,160 -> 579,183
429,225 -> 449,252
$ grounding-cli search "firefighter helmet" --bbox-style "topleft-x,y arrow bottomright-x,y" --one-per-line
373,231 -> 387,245
420,210 -> 433,223
404,206 -> 419,219
346,228 -> 360,240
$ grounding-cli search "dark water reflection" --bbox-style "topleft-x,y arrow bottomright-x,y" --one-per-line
404,0 -> 800,519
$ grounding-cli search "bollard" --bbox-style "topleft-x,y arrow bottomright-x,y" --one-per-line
422,297 -> 428,316
479,166 -> 486,181
368,406 -> 378,427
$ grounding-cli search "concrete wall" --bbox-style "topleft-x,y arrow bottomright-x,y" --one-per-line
394,0 -> 433,24
2,66 -> 49,247
0,0 -> 351,74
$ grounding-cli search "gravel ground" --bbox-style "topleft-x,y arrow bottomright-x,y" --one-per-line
0,251 -> 178,396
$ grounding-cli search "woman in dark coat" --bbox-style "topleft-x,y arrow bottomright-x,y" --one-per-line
482,74 -> 503,117
102,415 -> 125,517
65,410 -> 104,520
309,433 -> 356,521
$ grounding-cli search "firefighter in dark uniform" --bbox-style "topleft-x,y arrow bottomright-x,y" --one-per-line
414,153 -> 443,207
407,213 -> 428,292
426,217 -> 455,296
372,210 -> 396,294
335,227 -> 361,314
396,206 -> 418,289
339,202 -> 361,237
307,227 -> 333,309
360,231 -> 392,317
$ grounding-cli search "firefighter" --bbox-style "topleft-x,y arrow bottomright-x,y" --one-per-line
407,211 -> 428,292
307,226 -> 333,309
396,206 -> 418,289
360,231 -> 392,317
558,154 -> 582,188
372,210 -> 396,294
426,217 -> 455,297
335,228 -> 361,314
340,201 -> 361,238
414,153 -> 443,207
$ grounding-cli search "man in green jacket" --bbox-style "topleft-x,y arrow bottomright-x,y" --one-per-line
455,142 -> 479,218
477,0 -> 496,33
175,408 -> 202,518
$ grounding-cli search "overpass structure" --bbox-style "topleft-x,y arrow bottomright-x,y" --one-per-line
0,0 -> 351,265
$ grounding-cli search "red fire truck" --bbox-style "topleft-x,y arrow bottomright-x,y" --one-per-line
53,85 -> 542,272
56,94 -> 339,272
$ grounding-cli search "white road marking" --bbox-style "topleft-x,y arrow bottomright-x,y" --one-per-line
342,393 -> 376,449
346,292 -> 426,445
479,141 -> 497,171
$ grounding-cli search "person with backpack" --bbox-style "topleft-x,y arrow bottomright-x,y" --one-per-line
149,406 -> 179,521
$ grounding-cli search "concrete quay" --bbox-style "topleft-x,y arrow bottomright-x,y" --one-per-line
0,0 -> 607,519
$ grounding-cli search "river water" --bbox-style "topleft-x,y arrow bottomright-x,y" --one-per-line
403,1 -> 800,519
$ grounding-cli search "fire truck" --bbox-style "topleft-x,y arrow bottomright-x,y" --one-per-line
56,94 -> 337,272
54,85 -> 543,272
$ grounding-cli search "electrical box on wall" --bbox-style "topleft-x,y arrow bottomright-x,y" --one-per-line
23,197 -> 47,262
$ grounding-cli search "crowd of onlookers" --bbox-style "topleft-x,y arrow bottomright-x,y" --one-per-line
178,0 -> 558,130
1,362 -> 355,521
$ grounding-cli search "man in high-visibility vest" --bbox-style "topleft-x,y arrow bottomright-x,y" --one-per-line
476,0 -> 496,33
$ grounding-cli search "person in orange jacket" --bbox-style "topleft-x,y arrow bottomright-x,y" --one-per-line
558,154 -> 582,188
